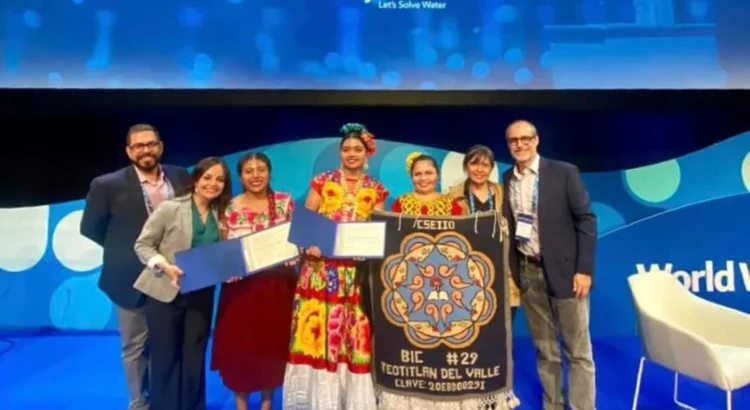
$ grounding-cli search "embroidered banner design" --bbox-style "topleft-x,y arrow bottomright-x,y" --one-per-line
368,211 -> 512,400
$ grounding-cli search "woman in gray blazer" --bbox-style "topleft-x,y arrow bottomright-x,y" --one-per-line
134,156 -> 232,410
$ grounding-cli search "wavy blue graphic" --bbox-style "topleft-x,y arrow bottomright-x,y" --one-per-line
595,192 -> 750,336
1,131 -> 749,336
0,1 -> 742,89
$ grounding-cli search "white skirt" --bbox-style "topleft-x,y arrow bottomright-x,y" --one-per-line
283,362 -> 378,410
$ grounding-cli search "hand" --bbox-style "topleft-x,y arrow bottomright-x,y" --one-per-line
162,264 -> 184,289
284,256 -> 301,267
573,273 -> 591,299
305,246 -> 321,258
226,276 -> 244,283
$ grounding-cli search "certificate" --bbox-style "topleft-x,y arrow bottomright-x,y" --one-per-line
289,206 -> 387,259
240,222 -> 299,272
176,223 -> 299,293
334,222 -> 386,258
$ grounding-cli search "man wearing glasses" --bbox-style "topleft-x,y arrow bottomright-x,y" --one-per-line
80,124 -> 190,410
502,120 -> 598,410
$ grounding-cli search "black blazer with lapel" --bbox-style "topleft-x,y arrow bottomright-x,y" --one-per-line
80,165 -> 191,309
502,157 -> 598,298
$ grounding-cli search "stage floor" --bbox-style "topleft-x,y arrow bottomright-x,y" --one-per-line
0,333 -> 745,409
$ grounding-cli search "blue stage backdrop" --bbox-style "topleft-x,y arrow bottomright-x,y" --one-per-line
1,132 -> 749,337
0,0 -> 746,89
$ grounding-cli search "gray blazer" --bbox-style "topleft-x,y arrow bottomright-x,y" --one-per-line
133,194 -> 220,303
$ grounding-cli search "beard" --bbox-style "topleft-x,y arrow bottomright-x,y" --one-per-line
132,153 -> 161,172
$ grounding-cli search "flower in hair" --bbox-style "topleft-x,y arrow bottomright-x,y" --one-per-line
405,151 -> 422,174
361,131 -> 377,158
340,122 -> 377,158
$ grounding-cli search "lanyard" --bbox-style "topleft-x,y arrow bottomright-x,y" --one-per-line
513,175 -> 539,216
141,177 -> 175,215
468,189 -> 494,214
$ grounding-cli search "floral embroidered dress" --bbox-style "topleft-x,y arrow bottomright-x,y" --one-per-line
283,170 -> 389,410
211,192 -> 297,393
382,192 -> 521,410
391,193 -> 465,216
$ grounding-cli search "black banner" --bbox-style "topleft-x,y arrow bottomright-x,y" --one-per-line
369,211 -> 511,400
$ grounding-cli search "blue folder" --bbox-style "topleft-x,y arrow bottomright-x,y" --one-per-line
288,206 -> 386,259
175,238 -> 246,293
288,207 -> 338,257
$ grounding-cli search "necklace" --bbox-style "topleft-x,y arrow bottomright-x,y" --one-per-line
469,186 -> 494,213
340,170 -> 364,204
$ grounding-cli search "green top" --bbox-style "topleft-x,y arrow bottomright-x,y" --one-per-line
191,200 -> 220,248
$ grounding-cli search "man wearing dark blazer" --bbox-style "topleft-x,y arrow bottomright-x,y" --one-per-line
80,124 -> 190,410
502,120 -> 598,410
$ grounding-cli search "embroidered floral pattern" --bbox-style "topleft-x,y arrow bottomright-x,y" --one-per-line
320,181 -> 345,215
288,171 -> 389,374
392,193 -> 464,216
224,192 -> 294,238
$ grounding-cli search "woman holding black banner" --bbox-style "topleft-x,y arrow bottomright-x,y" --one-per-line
448,145 -> 521,319
374,151 -> 520,409
283,123 -> 389,410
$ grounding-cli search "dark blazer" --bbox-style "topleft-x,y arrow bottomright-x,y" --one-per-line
502,157 -> 597,299
80,165 -> 191,309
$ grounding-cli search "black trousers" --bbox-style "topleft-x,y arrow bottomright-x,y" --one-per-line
146,287 -> 215,410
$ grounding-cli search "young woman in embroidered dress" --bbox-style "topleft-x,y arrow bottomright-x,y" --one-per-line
283,123 -> 389,410
382,151 -> 521,410
211,153 -> 297,410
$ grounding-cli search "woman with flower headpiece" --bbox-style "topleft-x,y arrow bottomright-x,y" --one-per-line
283,123 -> 389,410
379,151 -> 521,410
391,152 -> 465,216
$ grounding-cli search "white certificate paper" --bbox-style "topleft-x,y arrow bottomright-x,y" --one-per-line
334,221 -> 386,258
241,223 -> 299,273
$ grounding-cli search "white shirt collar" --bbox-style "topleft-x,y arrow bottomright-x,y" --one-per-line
512,154 -> 540,179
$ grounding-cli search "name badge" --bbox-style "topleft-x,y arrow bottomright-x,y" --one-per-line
515,214 -> 534,241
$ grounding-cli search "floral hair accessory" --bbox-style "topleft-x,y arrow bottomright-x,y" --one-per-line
340,122 -> 377,158
405,151 -> 423,174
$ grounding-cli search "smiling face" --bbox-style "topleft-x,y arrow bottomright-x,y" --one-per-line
340,136 -> 367,170
506,121 -> 539,165
195,164 -> 226,202
411,158 -> 439,195
466,155 -> 494,186
241,158 -> 270,195
126,130 -> 163,172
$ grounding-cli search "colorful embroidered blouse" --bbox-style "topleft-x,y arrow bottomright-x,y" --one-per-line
311,170 -> 389,222
391,193 -> 464,216
224,192 -> 294,240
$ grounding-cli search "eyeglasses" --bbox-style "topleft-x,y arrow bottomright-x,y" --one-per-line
506,135 -> 535,146
129,141 -> 160,151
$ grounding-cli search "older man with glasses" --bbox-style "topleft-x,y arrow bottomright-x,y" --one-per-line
501,120 -> 598,410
